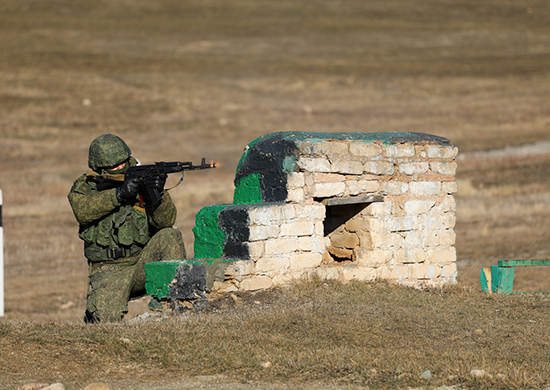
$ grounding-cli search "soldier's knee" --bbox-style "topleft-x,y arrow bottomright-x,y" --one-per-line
86,297 -> 127,323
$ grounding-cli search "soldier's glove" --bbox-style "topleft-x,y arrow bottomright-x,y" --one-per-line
144,173 -> 167,193
116,177 -> 140,203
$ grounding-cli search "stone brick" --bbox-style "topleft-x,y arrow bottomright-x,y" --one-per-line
287,188 -> 305,203
404,231 -> 423,247
371,232 -> 405,248
341,266 -> 377,282
442,182 -> 458,194
354,248 -> 391,267
427,247 -> 457,265
290,252 -> 323,269
312,182 -> 346,197
398,161 -> 429,175
297,157 -> 331,172
382,181 -> 409,195
377,265 -> 410,280
345,218 -> 370,232
346,180 -> 380,195
364,161 -> 394,175
415,145 -> 427,158
281,204 -> 297,220
349,142 -> 383,158
249,206 -> 283,226
315,267 -> 340,280
404,200 -> 436,215
358,234 -> 373,248
427,145 -> 458,159
394,248 -> 426,263
296,140 -> 317,155
225,260 -> 254,277
287,172 -> 305,188
438,195 -> 456,212
295,204 -> 325,220
430,161 -> 457,176
330,232 -> 359,249
318,141 -> 350,156
386,144 -> 415,158
364,217 -> 390,234
328,246 -> 354,259
423,213 -> 456,230
255,257 -> 290,273
249,225 -> 280,241
410,264 -> 441,280
265,237 -> 298,255
409,181 -> 442,196
280,221 -> 315,236
331,160 -> 364,175
212,280 -> 238,293
440,263 -> 458,280
390,216 -> 419,232
364,202 -> 391,219
297,236 -> 327,252
315,221 -> 324,235
423,229 -> 456,246
248,241 -> 265,259
240,276 -> 274,291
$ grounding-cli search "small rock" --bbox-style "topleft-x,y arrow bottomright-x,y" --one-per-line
471,369 -> 493,379
60,301 -> 75,310
84,383 -> 111,390
42,384 -> 65,390
420,370 -> 432,379
22,384 -> 49,390
260,361 -> 272,368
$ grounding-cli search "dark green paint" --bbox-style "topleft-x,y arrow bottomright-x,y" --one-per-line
498,259 -> 550,267
233,173 -> 263,205
192,204 -> 230,259
481,260 -> 550,294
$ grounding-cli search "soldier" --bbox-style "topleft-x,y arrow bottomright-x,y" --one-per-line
68,134 -> 186,323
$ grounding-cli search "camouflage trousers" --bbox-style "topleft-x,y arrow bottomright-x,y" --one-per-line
85,227 -> 186,323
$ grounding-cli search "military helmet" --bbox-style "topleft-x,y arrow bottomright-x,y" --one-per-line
88,134 -> 131,171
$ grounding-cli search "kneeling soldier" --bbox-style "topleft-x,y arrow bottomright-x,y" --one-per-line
68,134 -> 186,323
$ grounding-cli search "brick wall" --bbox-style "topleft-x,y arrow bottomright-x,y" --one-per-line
192,131 -> 458,292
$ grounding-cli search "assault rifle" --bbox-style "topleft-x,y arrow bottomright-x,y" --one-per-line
90,158 -> 216,205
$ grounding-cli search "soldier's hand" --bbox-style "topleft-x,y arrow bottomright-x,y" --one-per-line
144,173 -> 167,192
116,177 -> 140,203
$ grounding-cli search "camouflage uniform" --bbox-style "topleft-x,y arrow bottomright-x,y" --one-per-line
68,134 -> 186,323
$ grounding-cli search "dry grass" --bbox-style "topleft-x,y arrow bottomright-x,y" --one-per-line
1,0 -> 550,388
2,280 -> 550,389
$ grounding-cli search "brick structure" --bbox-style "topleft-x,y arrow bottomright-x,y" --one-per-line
145,131 -> 458,299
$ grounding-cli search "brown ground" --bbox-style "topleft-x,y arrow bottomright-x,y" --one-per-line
1,0 -> 550,388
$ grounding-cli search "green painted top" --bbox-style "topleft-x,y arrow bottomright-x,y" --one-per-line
248,131 -> 449,145
236,131 -> 450,173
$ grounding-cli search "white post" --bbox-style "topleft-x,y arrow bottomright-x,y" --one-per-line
0,189 -> 3,317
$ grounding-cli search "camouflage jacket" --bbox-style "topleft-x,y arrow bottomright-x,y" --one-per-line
68,161 -> 177,262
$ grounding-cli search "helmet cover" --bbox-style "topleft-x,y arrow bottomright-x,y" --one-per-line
88,134 -> 131,171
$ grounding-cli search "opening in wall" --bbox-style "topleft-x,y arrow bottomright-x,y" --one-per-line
317,195 -> 383,262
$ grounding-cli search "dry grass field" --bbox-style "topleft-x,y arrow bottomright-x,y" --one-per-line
1,0 -> 550,388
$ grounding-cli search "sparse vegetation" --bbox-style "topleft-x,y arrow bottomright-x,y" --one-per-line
3,281 -> 550,389
1,0 -> 550,388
